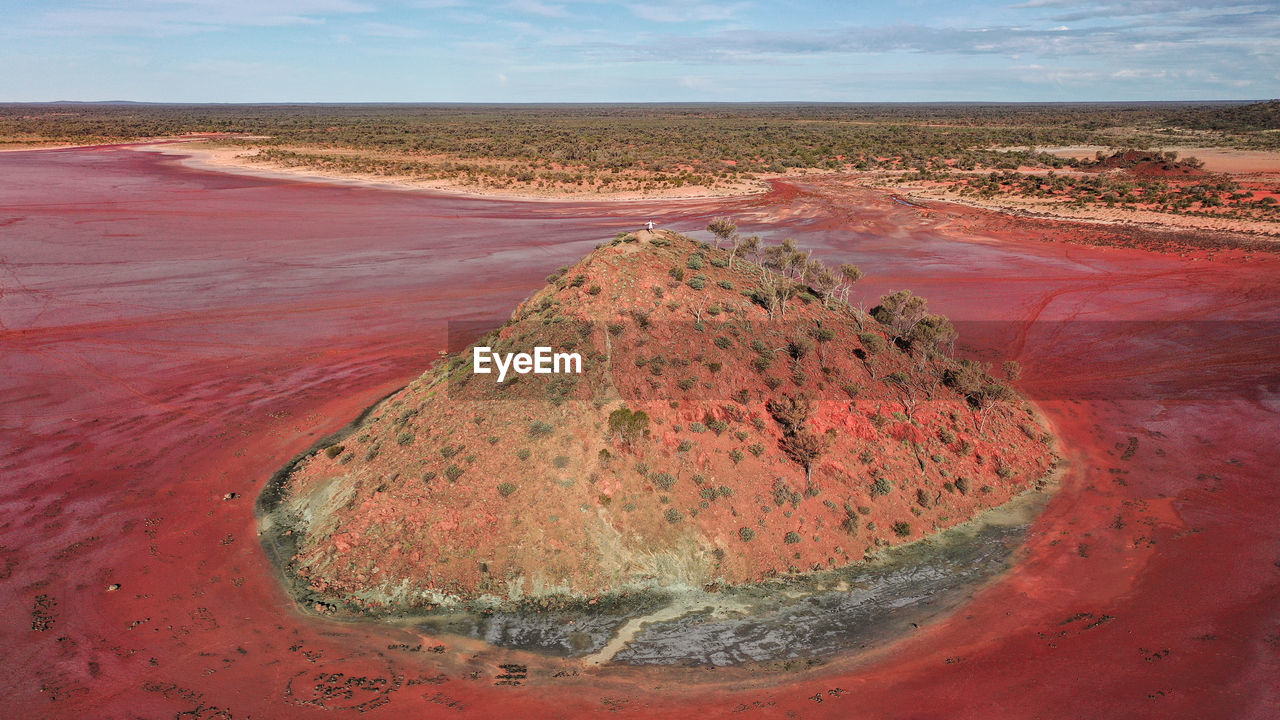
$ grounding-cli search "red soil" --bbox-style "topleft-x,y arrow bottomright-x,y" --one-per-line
2,146 -> 1278,718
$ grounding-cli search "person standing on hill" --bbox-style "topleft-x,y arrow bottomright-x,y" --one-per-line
646,221 -> 655,231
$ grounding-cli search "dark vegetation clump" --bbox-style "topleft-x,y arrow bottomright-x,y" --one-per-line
767,394 -> 826,482
872,477 -> 893,497
608,407 -> 650,447
652,473 -> 676,491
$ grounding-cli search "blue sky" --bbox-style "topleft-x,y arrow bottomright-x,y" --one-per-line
1,0 -> 1277,102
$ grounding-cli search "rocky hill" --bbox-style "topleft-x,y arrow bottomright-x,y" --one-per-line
260,226 -> 1056,615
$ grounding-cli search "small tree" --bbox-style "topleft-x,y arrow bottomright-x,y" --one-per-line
812,265 -> 840,308
802,257 -> 824,287
607,407 -> 650,448
872,290 -> 929,344
767,394 -> 811,432
794,256 -> 861,311
812,322 -> 836,369
910,313 -> 957,360
787,250 -> 810,281
973,381 -> 1013,433
856,331 -> 887,375
942,358 -> 987,399
836,264 -> 864,305
707,217 -> 737,250
886,369 -> 922,421
730,234 -> 759,269
758,246 -> 798,318
753,281 -> 781,319
761,245 -> 802,318
783,430 -> 826,483
786,336 -> 813,361
746,235 -> 767,266
1003,360 -> 1022,382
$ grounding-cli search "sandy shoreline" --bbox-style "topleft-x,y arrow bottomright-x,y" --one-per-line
135,141 -> 776,203
0,141 -> 156,153
0,133 -> 253,153
1,143 -> 84,152
884,183 -> 1280,237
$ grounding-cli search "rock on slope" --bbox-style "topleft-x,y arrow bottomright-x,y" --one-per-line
261,228 -> 1055,614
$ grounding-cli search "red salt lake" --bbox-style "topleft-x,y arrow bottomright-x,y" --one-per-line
2,145 -> 1277,718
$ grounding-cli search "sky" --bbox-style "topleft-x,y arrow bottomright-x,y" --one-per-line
1,0 -> 1277,102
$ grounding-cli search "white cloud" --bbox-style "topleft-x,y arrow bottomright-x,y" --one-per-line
14,0 -> 376,37
184,59 -> 276,76
678,75 -> 715,91
626,1 -> 747,23
505,0 -> 568,18
358,21 -> 426,38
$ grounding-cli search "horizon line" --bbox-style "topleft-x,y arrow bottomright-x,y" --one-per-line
3,99 -> 1274,107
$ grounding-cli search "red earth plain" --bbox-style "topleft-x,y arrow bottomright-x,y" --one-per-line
2,145 -> 1278,718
